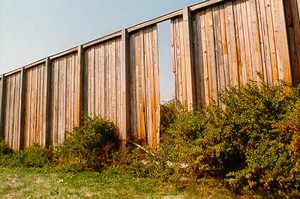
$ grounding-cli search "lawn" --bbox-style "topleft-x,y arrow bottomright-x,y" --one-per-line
0,167 -> 235,198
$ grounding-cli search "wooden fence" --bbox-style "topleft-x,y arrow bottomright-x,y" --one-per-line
0,0 -> 299,150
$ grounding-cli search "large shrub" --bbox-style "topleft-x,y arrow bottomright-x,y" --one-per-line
167,80 -> 300,195
55,117 -> 117,171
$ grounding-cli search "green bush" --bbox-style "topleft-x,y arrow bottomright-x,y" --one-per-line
167,80 -> 300,195
160,100 -> 181,134
23,143 -> 49,167
0,139 -> 12,156
0,143 -> 50,168
55,117 -> 117,171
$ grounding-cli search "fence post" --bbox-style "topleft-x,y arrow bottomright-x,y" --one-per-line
183,7 -> 196,111
121,29 -> 129,149
78,45 -> 84,126
19,67 -> 26,150
0,75 -> 6,140
44,57 -> 51,147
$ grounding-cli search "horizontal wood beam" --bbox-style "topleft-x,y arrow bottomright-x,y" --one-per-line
4,68 -> 22,77
0,75 -> 6,140
24,58 -> 46,70
82,31 -> 122,48
127,9 -> 183,33
49,47 -> 78,60
189,0 -> 225,11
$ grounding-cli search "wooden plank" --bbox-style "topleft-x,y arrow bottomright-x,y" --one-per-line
129,33 -> 137,140
213,5 -> 225,107
50,47 -> 77,60
200,10 -> 210,104
4,68 -> 22,77
94,44 -> 100,117
224,1 -> 239,86
271,0 -> 292,82
83,31 -> 122,49
234,0 -> 248,85
263,0 -> 279,83
5,75 -> 12,147
0,75 -> 5,139
144,28 -> 152,146
128,10 -> 183,33
285,0 -> 300,85
99,44 -> 105,117
205,8 -> 218,103
256,0 -> 270,83
189,0 -> 224,11
52,59 -> 58,146
111,40 -> 116,124
120,29 -> 129,142
44,58 -> 51,146
19,67 -> 26,149
183,7 -> 196,111
152,26 -> 160,148
77,46 -> 84,126
24,59 -> 46,70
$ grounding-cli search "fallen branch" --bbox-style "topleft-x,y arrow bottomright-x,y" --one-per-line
127,140 -> 155,157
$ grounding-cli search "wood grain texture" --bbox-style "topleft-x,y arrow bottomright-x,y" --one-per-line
0,0 -> 297,150
129,26 -> 160,148
50,53 -> 79,146
84,38 -> 122,132
24,63 -> 47,147
3,72 -> 22,150
0,77 -> 4,139
285,0 -> 300,85
172,0 -> 294,106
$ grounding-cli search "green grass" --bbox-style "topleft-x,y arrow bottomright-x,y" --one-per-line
0,167 -> 236,198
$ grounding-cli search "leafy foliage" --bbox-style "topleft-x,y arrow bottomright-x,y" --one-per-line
166,80 -> 300,196
55,117 -> 117,171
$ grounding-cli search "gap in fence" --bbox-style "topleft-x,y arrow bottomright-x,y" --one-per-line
158,20 -> 174,103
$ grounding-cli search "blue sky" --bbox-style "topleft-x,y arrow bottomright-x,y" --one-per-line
0,0 -> 202,101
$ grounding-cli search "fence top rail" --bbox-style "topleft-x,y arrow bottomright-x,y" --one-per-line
4,68 -> 22,77
50,47 -> 78,60
83,31 -> 122,49
0,0 -> 226,76
24,58 -> 46,70
127,0 -> 225,32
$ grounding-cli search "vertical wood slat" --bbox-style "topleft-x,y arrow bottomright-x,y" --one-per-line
45,58 -> 51,147
78,46 -> 84,126
19,67 -> 26,149
183,7 -> 196,111
285,0 -> 300,85
129,26 -> 160,147
0,76 -> 5,139
121,29 -> 129,143
50,53 -> 79,146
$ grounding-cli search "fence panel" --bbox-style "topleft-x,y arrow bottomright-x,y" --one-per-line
129,26 -> 160,148
50,53 -> 80,146
3,72 -> 22,149
84,37 -> 122,130
24,63 -> 47,147
0,0 -> 298,150
172,0 -> 292,107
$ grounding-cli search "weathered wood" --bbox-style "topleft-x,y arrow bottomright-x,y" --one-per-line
0,0 -> 298,149
50,47 -> 77,60
45,58 -> 51,146
77,46 -> 84,126
121,29 -> 129,143
83,31 -> 122,49
183,7 -> 196,111
0,76 -> 5,139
